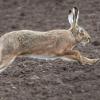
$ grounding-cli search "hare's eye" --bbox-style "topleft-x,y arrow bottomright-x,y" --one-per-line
80,29 -> 83,33
80,32 -> 84,36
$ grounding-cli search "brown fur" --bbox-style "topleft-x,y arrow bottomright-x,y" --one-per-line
0,7 -> 99,73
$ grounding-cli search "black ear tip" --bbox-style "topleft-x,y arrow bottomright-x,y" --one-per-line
74,7 -> 77,9
73,7 -> 78,11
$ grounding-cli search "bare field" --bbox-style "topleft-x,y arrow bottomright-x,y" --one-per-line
0,0 -> 100,100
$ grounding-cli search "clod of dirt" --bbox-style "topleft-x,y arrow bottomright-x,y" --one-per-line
62,67 -> 67,71
11,25 -> 17,29
92,41 -> 100,46
20,12 -> 25,17
3,0 -> 8,3
13,1 -> 18,5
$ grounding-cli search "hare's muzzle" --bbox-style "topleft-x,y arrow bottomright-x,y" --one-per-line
81,36 -> 91,46
85,33 -> 91,43
88,36 -> 92,43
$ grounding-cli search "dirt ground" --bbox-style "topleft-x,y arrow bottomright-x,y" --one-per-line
0,0 -> 100,100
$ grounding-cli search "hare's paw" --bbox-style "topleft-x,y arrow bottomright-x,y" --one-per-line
92,58 -> 100,64
81,58 -> 100,65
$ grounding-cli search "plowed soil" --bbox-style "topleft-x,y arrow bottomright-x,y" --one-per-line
0,0 -> 100,100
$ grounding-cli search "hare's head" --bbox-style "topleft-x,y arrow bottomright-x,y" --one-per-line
68,7 -> 91,46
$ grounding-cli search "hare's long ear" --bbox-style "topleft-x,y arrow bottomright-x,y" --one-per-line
74,7 -> 79,26
68,7 -> 79,28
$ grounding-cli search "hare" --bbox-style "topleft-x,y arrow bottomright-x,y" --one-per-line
0,7 -> 99,73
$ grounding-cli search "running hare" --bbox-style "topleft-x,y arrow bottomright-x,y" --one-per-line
0,7 -> 99,72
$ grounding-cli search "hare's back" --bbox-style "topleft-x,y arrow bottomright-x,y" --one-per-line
0,29 -> 71,55
0,30 -> 45,52
0,30 -> 58,53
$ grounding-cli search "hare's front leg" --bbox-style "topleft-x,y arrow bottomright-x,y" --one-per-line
59,50 -> 99,65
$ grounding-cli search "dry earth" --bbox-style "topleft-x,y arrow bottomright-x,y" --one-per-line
0,0 -> 100,100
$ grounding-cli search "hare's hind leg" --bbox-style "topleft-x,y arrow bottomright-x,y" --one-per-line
0,55 -> 17,73
60,50 -> 99,65
60,50 -> 82,62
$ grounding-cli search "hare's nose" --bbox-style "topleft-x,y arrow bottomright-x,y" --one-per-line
88,37 -> 91,42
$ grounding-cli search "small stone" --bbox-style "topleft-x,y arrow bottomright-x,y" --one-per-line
94,69 -> 100,76
30,75 -> 40,80
92,41 -> 100,46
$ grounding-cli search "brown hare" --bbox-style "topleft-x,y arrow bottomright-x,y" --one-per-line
0,7 -> 99,73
